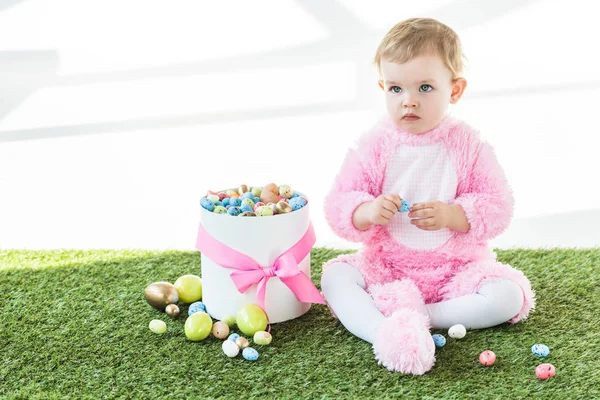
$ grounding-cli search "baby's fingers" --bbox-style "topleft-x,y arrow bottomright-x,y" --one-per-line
384,194 -> 402,210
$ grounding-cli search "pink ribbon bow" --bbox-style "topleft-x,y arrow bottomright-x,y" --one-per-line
195,222 -> 325,311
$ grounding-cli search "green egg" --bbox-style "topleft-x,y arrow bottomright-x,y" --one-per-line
207,194 -> 220,204
241,198 -> 255,208
251,187 -> 262,197
213,206 -> 227,214
256,206 -> 274,217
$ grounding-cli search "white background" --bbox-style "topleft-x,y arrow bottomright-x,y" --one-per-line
1,0 -> 599,250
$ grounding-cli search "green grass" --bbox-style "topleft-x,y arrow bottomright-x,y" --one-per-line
1,248 -> 599,399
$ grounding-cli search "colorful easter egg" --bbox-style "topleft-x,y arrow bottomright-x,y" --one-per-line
222,314 -> 235,327
251,187 -> 262,197
276,201 -> 292,214
222,198 -> 231,207
253,331 -> 272,345
184,312 -> 212,341
212,321 -> 230,339
241,198 -> 256,209
235,337 -> 250,349
278,184 -> 293,199
230,198 -> 242,207
236,304 -> 268,336
252,196 -> 261,204
263,183 -> 279,195
479,350 -> 496,366
242,347 -> 259,361
240,204 -> 254,213
200,198 -> 215,211
188,301 -> 206,316
213,206 -> 227,214
217,192 -> 227,201
222,339 -> 240,358
432,334 -> 446,347
165,304 -> 180,318
260,190 -> 279,204
239,211 -> 256,217
531,344 -> 550,358
227,206 -> 241,216
238,184 -> 250,195
536,363 -> 556,380
399,199 -> 411,213
228,333 -> 240,343
148,319 -> 167,334
289,197 -> 307,211
254,202 -> 265,211
207,194 -> 220,204
448,324 -> 466,339
241,192 -> 254,200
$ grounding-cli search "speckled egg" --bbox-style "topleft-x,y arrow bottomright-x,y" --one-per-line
251,187 -> 262,197
276,201 -> 292,214
399,199 -> 411,213
290,193 -> 299,199
235,337 -> 250,349
230,198 -> 242,207
278,184 -> 293,199
536,363 -> 556,380
240,192 -> 254,200
222,314 -> 235,327
289,197 -> 307,211
479,350 -> 496,366
207,194 -> 220,204
240,204 -> 254,213
239,211 -> 256,217
200,198 -> 215,211
432,334 -> 446,347
228,333 -> 240,343
238,184 -> 250,195
217,192 -> 227,201
253,331 -> 272,345
212,321 -> 230,339
227,206 -> 241,216
222,198 -> 231,207
252,196 -> 261,204
448,324 -> 466,339
263,183 -> 279,195
242,347 -> 259,361
241,198 -> 256,209
256,206 -> 274,216
213,206 -> 227,214
188,301 -> 206,316
253,202 -> 265,211
222,339 -> 240,358
531,344 -> 550,358
148,319 -> 167,334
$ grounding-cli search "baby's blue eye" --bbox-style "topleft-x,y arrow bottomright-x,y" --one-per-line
420,84 -> 433,92
390,86 -> 402,93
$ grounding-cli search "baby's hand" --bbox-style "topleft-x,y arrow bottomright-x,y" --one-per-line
408,201 -> 451,230
367,194 -> 402,225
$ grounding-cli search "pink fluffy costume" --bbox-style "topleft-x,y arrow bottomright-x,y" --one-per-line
321,115 -> 535,375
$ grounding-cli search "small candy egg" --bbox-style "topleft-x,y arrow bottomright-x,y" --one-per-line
217,192 -> 227,201
222,314 -> 235,327
269,203 -> 278,214
253,331 -> 272,345
200,198 -> 215,212
535,363 -> 556,380
226,189 -> 238,197
289,197 -> 307,211
235,337 -> 250,349
263,183 -> 279,195
165,304 -> 180,318
256,206 -> 274,217
239,211 -> 256,217
215,201 -> 224,207
222,339 -> 240,358
228,333 -> 240,343
207,194 -> 220,204
252,196 -> 261,204
188,301 -> 206,316
431,334 -> 446,347
148,319 -> 167,334
251,187 -> 262,197
253,202 -> 265,211
238,184 -> 250,195
222,198 -> 231,207
290,193 -> 299,199
213,206 -> 227,214
229,193 -> 240,199
241,198 -> 256,209
448,324 -> 466,339
227,206 -> 241,216
479,350 -> 496,366
240,204 -> 254,213
242,347 -> 259,361
531,344 -> 550,358
260,190 -> 280,204
212,321 -> 230,339
278,197 -> 289,203
278,184 -> 293,199
276,201 -> 293,214
240,192 -> 254,200
230,198 -> 242,207
399,199 -> 411,213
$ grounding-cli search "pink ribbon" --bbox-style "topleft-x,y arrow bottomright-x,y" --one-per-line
195,222 -> 325,311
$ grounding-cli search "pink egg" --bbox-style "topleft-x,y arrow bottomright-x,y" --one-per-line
535,363 -> 556,380
254,202 -> 265,212
479,350 -> 496,366
217,192 -> 227,201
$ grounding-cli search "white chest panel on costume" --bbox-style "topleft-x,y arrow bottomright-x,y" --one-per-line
382,142 -> 458,250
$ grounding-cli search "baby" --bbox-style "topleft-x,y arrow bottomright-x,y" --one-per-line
321,18 -> 535,375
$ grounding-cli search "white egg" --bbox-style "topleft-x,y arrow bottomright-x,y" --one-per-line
148,319 -> 167,334
222,339 -> 240,358
448,324 -> 466,339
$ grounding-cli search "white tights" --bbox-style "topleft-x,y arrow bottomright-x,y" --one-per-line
321,262 -> 524,344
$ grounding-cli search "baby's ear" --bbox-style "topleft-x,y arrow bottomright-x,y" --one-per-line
378,80 -> 384,90
450,78 -> 467,104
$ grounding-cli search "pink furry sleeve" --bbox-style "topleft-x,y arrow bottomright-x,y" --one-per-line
324,144 -> 379,243
452,141 -> 514,243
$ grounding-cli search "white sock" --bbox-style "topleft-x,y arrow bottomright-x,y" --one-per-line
321,262 -> 385,344
426,279 -> 524,330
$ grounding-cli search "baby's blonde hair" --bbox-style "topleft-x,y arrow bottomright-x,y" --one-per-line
374,18 -> 466,80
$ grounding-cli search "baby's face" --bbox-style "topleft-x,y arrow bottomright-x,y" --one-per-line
379,54 -> 458,134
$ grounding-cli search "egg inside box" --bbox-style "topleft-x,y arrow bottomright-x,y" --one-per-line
199,189 -> 312,324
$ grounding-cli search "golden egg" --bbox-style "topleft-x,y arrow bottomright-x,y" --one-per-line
235,337 -> 250,349
238,184 -> 250,195
144,282 -> 179,311
263,183 -> 279,195
276,201 -> 292,214
212,321 -> 230,339
165,304 -> 180,318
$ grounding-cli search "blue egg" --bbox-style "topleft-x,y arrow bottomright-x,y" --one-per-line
432,334 -> 446,347
230,198 -> 242,207
531,344 -> 550,357
242,347 -> 259,361
228,333 -> 240,343
252,196 -> 261,204
241,192 -> 254,200
240,204 -> 254,213
215,201 -> 224,207
290,193 -> 299,199
399,199 -> 411,213
289,197 -> 307,211
200,198 -> 215,211
188,301 -> 206,316
222,198 -> 230,207
227,206 -> 241,216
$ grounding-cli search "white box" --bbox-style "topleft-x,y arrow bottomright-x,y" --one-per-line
197,193 -> 312,323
